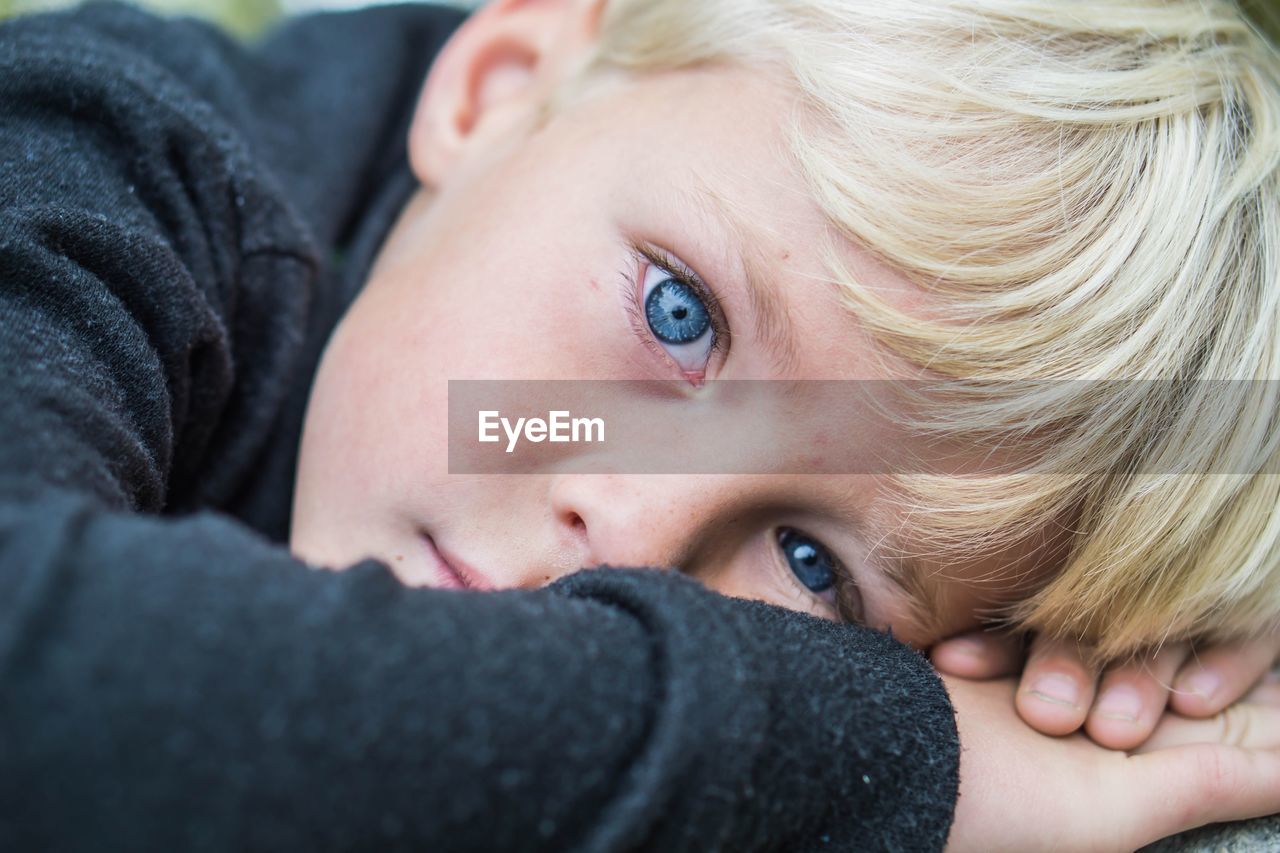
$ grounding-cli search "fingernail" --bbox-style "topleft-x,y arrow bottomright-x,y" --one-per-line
1029,673 -> 1079,708
1095,685 -> 1142,722
1178,668 -> 1221,702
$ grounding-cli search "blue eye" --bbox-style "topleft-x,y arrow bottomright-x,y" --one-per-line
645,279 -> 711,344
777,528 -> 837,594
638,259 -> 717,373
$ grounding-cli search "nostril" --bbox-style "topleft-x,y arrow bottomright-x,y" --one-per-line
555,508 -> 591,566
555,505 -> 586,533
548,477 -> 595,563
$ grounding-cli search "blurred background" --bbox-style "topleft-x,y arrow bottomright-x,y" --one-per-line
0,0 -> 1276,46
0,0 -> 480,37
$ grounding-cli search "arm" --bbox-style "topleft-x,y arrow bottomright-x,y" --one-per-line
0,492 -> 958,852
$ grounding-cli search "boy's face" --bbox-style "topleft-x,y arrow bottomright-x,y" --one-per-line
290,2 -> 1061,646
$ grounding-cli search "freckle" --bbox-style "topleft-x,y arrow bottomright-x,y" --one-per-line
781,251 -> 791,261
395,554 -> 404,561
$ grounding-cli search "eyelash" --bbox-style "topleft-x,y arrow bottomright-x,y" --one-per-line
829,565 -> 865,625
619,242 -> 731,375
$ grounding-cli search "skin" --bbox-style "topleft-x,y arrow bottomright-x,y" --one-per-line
289,0 -> 1280,845
288,0 -> 1052,647
944,673 -> 1280,853
291,0 -> 1278,736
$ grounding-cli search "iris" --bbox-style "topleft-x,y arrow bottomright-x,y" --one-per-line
777,528 -> 837,593
644,278 -> 711,345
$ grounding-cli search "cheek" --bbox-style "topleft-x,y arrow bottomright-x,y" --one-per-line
419,260 -> 630,382
299,267 -> 473,513
295,315 -> 419,515
393,244 -> 611,379
294,254 -> 620,519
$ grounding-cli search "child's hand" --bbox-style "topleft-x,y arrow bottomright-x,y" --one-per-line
943,674 -> 1280,853
931,630 -> 1280,750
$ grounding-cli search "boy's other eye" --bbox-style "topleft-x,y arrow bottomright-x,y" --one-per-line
774,527 -> 866,624
623,245 -> 727,377
776,527 -> 838,594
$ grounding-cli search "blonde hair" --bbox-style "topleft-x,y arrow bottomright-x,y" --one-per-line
565,0 -> 1280,659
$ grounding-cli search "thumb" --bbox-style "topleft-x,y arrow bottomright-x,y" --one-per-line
1139,703 -> 1280,753
1120,743 -> 1280,846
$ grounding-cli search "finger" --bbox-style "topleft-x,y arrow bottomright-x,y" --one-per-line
1118,743 -> 1280,847
1170,635 -> 1280,717
1139,702 -> 1280,752
1015,635 -> 1097,736
930,630 -> 1024,679
1084,642 -> 1189,751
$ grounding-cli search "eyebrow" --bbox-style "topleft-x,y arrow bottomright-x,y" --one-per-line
677,181 -> 803,375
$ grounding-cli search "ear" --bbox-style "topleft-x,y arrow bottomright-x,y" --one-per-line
408,0 -> 606,189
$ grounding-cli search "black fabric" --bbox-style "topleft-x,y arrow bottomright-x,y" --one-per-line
0,2 -> 961,851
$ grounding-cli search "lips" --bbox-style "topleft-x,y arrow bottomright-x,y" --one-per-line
421,532 -> 494,591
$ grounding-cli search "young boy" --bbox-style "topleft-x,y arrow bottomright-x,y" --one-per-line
0,0 -> 1278,851
291,0 -> 1280,750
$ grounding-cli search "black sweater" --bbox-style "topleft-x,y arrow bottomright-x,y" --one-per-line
0,2 -> 960,850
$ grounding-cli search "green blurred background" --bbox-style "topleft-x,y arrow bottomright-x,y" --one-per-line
0,0 -> 279,37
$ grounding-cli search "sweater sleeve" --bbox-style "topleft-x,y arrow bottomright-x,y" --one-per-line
0,494 -> 959,853
0,4 -> 960,852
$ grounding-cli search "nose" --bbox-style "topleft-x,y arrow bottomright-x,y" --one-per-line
545,473 -> 751,580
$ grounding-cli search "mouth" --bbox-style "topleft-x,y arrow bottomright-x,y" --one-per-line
420,532 -> 494,591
